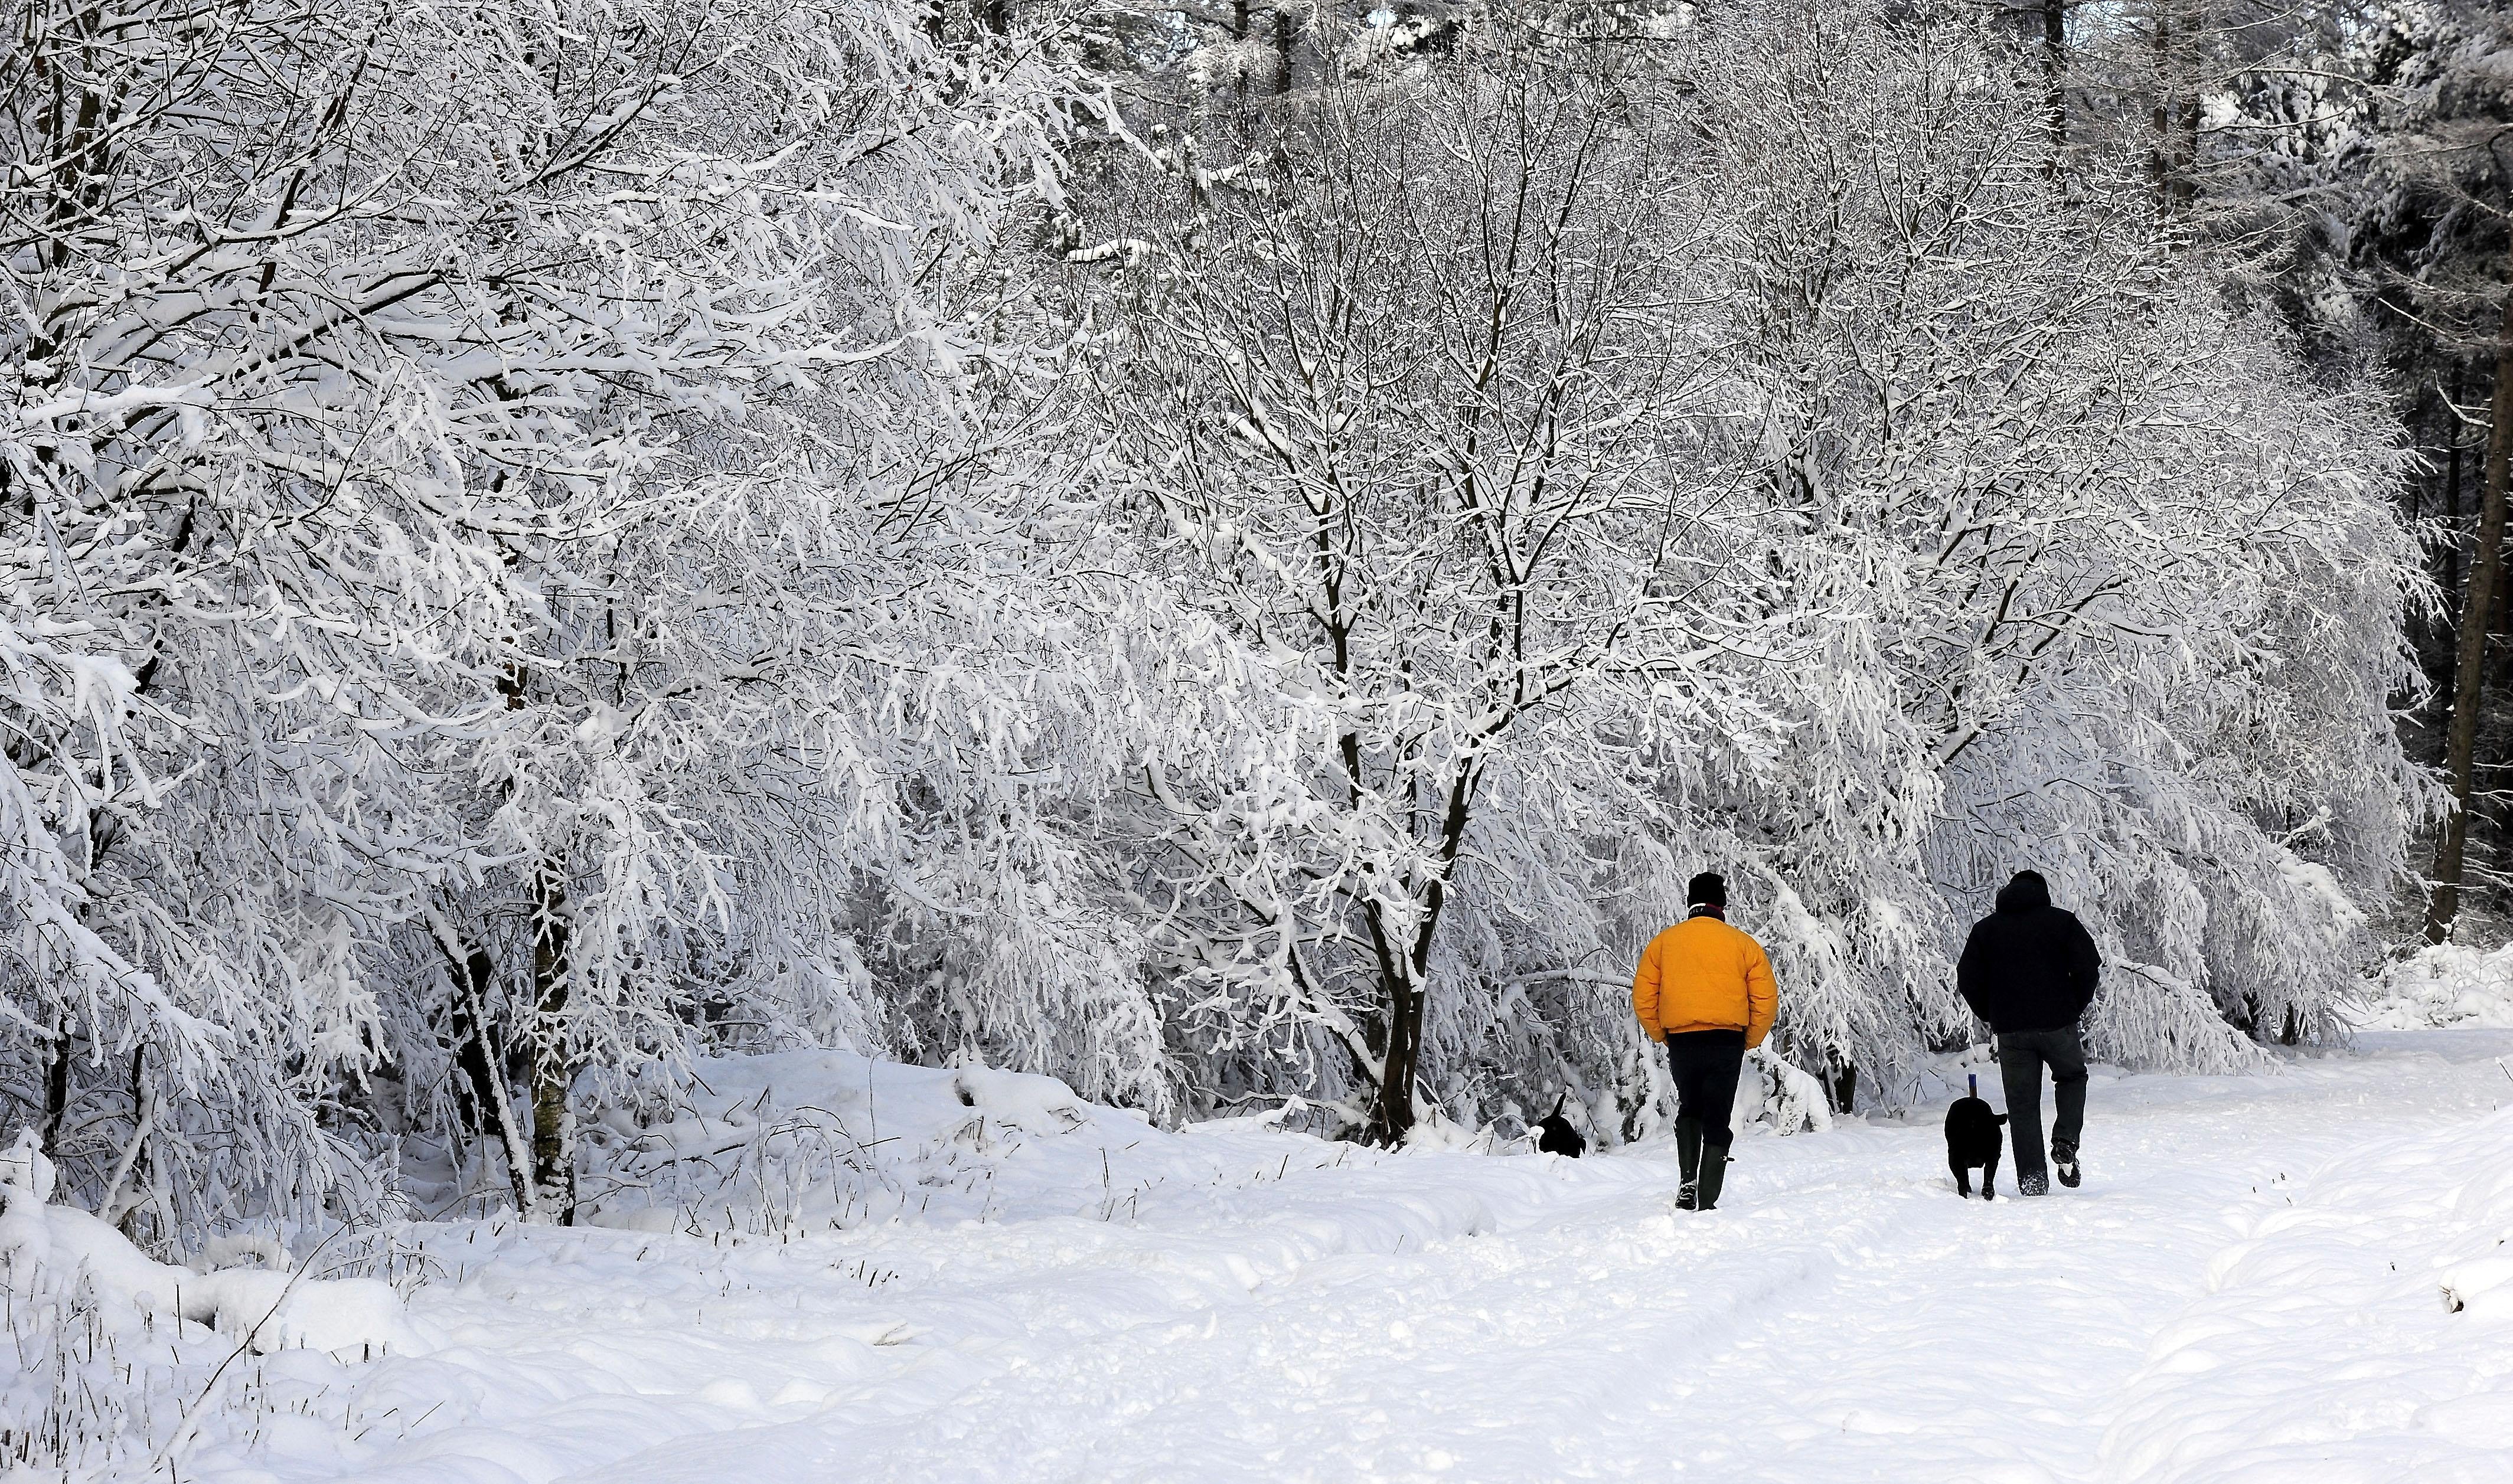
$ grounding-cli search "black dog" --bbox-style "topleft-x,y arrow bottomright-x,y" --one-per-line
1535,1093 -> 1585,1158
1943,1075 -> 2007,1199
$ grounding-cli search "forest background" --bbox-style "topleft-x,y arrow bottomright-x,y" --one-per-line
2,0 -> 2507,1238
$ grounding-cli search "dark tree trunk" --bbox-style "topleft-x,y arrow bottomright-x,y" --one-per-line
2147,9 -> 2173,203
39,1014 -> 74,1158
116,1044 -> 152,1241
2146,5 -> 2201,213
1235,0 -> 1251,104
1366,765 -> 1481,1146
2449,361 -> 2469,633
440,927 -> 530,1212
1373,980 -> 1421,1145
2428,290 -> 2513,943
2041,0 -> 2067,158
1273,4 -> 1293,96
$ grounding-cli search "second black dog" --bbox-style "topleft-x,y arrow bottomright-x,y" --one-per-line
1943,1076 -> 2007,1199
1535,1093 -> 1585,1158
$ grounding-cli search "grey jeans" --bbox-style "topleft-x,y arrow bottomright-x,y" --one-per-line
1997,1026 -> 2088,1178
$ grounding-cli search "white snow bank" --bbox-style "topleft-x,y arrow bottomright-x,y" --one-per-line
577,1050 -> 1525,1236
2355,942 -> 2513,1030
0,1129 -> 407,1357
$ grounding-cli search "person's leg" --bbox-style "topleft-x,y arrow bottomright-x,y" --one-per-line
1998,1034 -> 2050,1191
2046,1028 -> 2088,1148
1667,1032 -> 1747,1208
2046,1027 -> 2089,1185
1692,1033 -> 1747,1210
1667,1040 -> 1706,1207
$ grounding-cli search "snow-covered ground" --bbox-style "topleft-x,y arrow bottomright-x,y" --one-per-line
16,1031 -> 2513,1483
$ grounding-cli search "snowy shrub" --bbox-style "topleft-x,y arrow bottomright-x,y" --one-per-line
2357,944 -> 2513,1031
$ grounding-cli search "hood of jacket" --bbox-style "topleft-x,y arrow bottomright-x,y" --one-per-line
1995,871 -> 2052,914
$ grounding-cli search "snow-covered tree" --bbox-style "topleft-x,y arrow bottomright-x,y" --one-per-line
1073,2 -> 2425,1130
1,0 -> 1137,1229
1071,37 -> 1798,1142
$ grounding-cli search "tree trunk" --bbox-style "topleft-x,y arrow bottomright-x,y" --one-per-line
2040,0 -> 2067,158
2427,291 -> 2513,943
38,1014 -> 74,1159
440,927 -> 531,1213
2448,361 -> 2468,636
2147,5 -> 2195,211
103,1045 -> 155,1240
1272,4 -> 1292,96
527,868 -> 578,1224
1368,764 -> 1482,1146
1372,979 -> 1421,1145
1235,0 -> 1251,105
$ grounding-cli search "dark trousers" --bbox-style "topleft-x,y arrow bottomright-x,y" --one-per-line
1997,1026 -> 2088,1178
1666,1029 -> 1748,1146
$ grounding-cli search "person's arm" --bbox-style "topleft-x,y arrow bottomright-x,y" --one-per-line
1632,935 -> 1664,1042
2068,914 -> 2102,1020
1742,937 -> 1777,1050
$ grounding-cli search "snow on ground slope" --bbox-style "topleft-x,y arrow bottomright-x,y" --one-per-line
21,1032 -> 2513,1483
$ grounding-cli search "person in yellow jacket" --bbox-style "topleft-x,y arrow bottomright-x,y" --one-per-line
1631,871 -> 1777,1211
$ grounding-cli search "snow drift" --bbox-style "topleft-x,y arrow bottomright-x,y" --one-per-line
0,1130 -> 406,1358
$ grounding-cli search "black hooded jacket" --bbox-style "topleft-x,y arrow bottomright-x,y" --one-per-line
1956,872 -> 2101,1034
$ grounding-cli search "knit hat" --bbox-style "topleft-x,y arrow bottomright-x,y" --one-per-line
1686,872 -> 1727,910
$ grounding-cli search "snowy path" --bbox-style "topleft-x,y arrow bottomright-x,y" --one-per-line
233,1032 -> 2513,1483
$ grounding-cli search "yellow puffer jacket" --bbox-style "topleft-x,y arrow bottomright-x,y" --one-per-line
1631,913 -> 1778,1048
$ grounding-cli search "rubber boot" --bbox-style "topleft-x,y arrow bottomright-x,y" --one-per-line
2052,1139 -> 2081,1189
1696,1140 -> 1731,1211
1676,1116 -> 1702,1211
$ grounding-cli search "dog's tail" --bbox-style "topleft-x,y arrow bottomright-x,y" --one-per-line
1547,1090 -> 1568,1122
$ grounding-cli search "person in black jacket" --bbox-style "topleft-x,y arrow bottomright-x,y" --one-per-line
1956,870 -> 2100,1196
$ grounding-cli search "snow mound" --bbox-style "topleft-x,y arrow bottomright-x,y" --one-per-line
580,1051 -> 1297,1234
571,1050 -> 1636,1242
1739,1045 -> 1834,1133
2356,942 -> 2513,1030
0,1130 -> 407,1357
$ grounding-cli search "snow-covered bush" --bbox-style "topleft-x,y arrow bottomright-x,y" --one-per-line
2357,944 -> 2513,1031
0,1128 -> 411,1473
